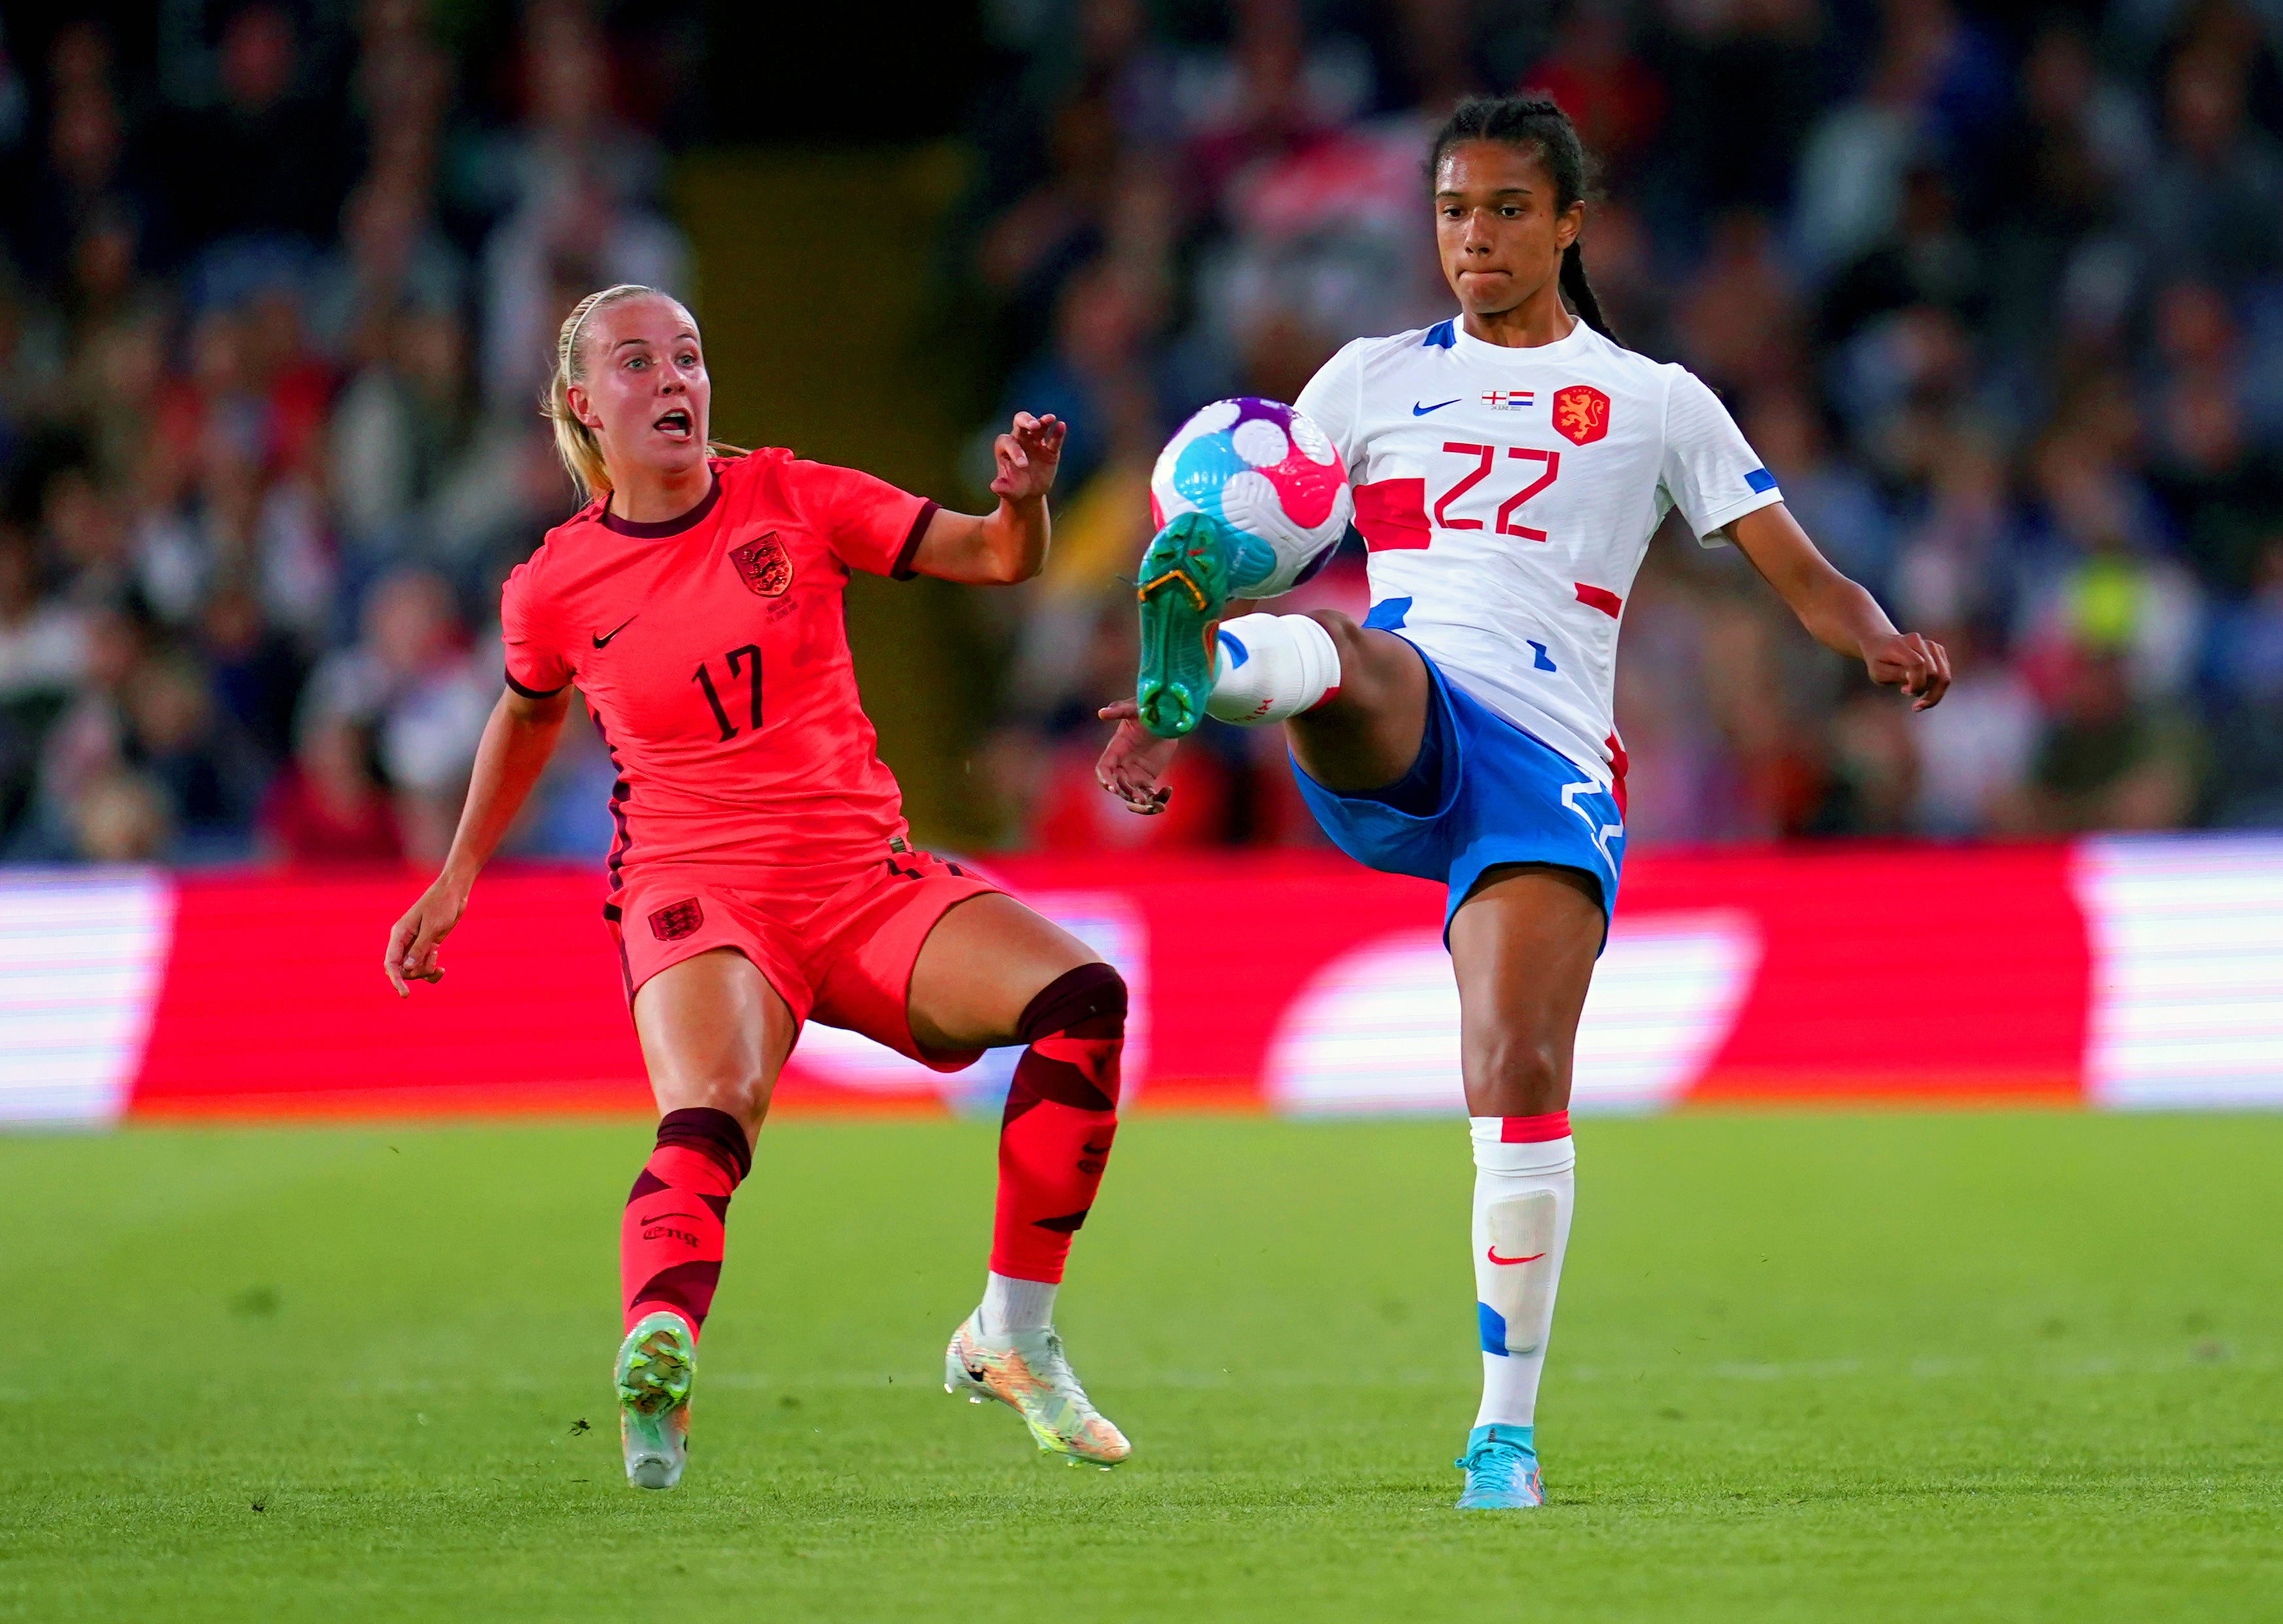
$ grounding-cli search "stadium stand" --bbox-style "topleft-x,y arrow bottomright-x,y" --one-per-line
1,1 -> 2280,864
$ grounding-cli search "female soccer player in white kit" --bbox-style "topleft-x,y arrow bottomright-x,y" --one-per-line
1096,96 -> 1951,1508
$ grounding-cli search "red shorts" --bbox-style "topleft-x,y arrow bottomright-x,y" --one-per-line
608,847 -> 1001,1071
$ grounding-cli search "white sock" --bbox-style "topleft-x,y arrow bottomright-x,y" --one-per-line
979,1271 -> 1057,1337
1469,1118 -> 1575,1430
1206,612 -> 1341,725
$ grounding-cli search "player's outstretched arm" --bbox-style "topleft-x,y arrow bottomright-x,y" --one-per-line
383,685 -> 572,996
1725,503 -> 1951,711
906,413 -> 1066,585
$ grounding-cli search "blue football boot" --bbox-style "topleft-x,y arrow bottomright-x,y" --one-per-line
1454,1423 -> 1545,1510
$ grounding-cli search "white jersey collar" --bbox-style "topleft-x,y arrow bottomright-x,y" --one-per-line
1449,315 -> 1598,366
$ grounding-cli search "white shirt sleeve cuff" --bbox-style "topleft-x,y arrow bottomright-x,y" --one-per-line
1691,486 -> 1784,547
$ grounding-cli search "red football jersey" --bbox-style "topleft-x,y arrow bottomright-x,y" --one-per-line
500,452 -> 938,907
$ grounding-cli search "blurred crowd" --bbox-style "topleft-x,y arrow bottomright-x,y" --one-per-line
0,0 -> 689,864
962,0 -> 2283,849
5,1 -> 2283,869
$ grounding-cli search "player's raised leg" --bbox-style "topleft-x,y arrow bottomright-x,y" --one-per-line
1446,866 -> 1598,1509
1112,513 -> 1429,809
1133,514 -> 1426,757
617,947 -> 796,1489
908,894 -> 1133,1465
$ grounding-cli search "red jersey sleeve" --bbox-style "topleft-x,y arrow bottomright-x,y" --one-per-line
499,554 -> 574,697
789,458 -> 939,579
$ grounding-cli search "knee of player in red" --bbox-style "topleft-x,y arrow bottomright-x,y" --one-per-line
990,964 -> 1126,1284
621,1109 -> 749,1337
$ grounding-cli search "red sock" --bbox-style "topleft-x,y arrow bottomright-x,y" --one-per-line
621,1107 -> 750,1338
991,963 -> 1126,1284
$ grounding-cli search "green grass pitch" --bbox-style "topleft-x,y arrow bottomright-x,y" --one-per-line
1,1111 -> 2278,1622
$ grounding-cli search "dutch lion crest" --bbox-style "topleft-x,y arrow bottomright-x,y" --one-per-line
1552,385 -> 1611,447
730,530 -> 793,596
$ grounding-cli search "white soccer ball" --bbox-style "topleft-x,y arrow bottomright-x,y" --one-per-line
1149,397 -> 1352,598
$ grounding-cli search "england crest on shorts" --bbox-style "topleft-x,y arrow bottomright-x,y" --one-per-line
729,530 -> 793,596
649,898 -> 704,941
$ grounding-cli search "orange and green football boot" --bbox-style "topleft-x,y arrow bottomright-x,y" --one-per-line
944,1311 -> 1131,1466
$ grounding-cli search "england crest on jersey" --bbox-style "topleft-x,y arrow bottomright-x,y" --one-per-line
729,530 -> 793,596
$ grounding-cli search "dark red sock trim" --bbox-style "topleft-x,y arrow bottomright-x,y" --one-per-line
1016,963 -> 1127,1045
655,1106 -> 751,1183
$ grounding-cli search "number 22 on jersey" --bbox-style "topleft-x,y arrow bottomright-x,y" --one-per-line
1432,442 -> 1561,542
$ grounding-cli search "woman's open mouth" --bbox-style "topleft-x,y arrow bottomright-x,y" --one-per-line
654,409 -> 693,441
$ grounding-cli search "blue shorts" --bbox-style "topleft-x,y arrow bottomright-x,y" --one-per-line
1290,645 -> 1624,943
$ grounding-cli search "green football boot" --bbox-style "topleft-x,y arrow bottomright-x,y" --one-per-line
615,1310 -> 695,1489
1134,511 -> 1235,738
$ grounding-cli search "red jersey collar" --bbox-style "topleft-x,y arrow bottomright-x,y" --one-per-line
598,472 -> 722,537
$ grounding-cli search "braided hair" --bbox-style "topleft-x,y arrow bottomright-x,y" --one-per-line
1427,95 -> 1615,342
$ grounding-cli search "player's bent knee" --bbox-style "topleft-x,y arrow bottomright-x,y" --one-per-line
1302,610 -> 1425,713
1465,1033 -> 1567,1115
652,1068 -> 772,1133
1305,608 -> 1364,650
1013,961 -> 1127,1108
1018,960 -> 1126,1035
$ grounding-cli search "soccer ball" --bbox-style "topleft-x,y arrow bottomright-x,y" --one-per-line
1149,397 -> 1352,598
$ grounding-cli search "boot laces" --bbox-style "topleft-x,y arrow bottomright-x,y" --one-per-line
1459,1437 -> 1530,1482
1023,1328 -> 1101,1421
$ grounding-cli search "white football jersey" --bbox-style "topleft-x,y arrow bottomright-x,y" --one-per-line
1294,316 -> 1783,788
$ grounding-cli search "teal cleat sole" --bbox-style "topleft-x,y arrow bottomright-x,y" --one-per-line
1134,511 -> 1235,738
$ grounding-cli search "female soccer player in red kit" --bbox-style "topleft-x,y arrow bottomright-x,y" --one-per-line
382,284 -> 1131,1488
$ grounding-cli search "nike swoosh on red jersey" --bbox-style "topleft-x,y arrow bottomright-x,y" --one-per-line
1485,1248 -> 1545,1265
